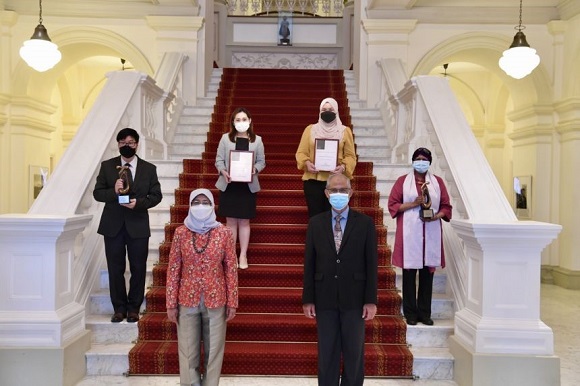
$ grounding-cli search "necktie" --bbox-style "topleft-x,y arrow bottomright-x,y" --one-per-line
124,163 -> 134,189
334,214 -> 342,252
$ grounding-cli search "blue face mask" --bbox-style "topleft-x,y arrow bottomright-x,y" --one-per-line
412,160 -> 430,174
328,193 -> 349,211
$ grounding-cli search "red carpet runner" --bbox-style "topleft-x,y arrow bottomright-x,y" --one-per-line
128,68 -> 413,377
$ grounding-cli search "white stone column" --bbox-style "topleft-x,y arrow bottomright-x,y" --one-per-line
359,19 -> 417,107
553,99 -> 580,287
0,214 -> 92,386
449,219 -> 561,386
146,15 -> 205,106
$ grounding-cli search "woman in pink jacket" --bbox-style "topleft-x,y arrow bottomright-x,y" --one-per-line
166,188 -> 238,386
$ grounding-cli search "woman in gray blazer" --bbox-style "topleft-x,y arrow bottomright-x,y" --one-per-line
215,107 -> 266,269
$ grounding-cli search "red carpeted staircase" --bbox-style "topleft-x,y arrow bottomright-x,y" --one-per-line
128,68 -> 413,377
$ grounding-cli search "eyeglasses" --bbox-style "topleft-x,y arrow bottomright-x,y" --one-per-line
326,188 -> 350,194
118,141 -> 137,147
191,201 -> 212,206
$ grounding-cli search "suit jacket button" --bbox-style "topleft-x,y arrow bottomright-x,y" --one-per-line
334,275 -> 338,279
336,259 -> 340,263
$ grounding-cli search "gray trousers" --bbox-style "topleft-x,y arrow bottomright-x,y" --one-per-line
177,301 -> 226,386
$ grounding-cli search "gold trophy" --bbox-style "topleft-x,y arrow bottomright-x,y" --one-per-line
116,165 -> 131,204
419,181 -> 434,220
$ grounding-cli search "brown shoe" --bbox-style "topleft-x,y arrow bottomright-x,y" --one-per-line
127,312 -> 140,323
111,313 -> 125,323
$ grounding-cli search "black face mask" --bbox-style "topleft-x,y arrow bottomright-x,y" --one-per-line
119,145 -> 136,158
320,111 -> 336,123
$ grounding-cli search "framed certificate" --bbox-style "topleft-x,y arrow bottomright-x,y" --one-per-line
229,150 -> 255,182
314,138 -> 339,172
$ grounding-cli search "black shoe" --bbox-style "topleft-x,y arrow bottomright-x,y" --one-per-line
406,317 -> 418,325
419,317 -> 434,326
127,312 -> 140,323
111,313 -> 125,323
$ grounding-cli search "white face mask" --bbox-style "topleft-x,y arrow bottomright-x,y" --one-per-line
235,121 -> 250,133
328,193 -> 349,211
412,160 -> 430,174
190,205 -> 213,221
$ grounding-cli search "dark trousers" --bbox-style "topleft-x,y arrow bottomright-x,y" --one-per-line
402,267 -> 434,320
304,179 -> 331,218
316,309 -> 365,386
104,224 -> 149,315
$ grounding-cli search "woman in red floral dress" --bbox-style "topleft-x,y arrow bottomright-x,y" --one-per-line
166,188 -> 238,386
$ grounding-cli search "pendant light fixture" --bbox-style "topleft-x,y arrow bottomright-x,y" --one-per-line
19,0 -> 62,72
498,0 -> 540,79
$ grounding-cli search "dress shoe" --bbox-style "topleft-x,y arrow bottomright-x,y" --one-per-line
238,255 -> 248,270
127,312 -> 140,323
111,313 -> 125,323
419,317 -> 434,326
406,317 -> 417,326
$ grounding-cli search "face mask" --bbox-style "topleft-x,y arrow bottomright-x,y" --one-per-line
190,205 -> 213,221
328,193 -> 349,211
235,121 -> 250,133
119,145 -> 136,158
412,160 -> 430,174
320,111 -> 336,123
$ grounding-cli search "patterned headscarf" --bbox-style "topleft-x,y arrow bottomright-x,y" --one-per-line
311,97 -> 347,140
184,188 -> 221,234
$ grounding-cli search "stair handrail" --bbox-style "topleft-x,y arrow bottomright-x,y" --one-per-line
154,52 -> 188,147
376,58 -> 408,160
26,68 -> 178,307
377,59 -> 518,310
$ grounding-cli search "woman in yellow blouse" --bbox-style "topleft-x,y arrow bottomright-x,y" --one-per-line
295,97 -> 357,217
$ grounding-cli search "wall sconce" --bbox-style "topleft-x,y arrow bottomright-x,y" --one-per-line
498,0 -> 540,79
19,0 -> 62,72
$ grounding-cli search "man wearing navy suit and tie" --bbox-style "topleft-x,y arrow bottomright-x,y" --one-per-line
93,128 -> 162,323
302,173 -> 378,386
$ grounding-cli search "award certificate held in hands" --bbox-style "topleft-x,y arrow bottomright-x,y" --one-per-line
314,138 -> 339,172
229,150 -> 255,182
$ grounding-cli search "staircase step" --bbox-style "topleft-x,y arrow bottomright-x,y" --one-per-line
86,315 -> 138,344
153,264 -> 397,289
137,313 -> 407,344
86,343 -> 131,376
145,287 -> 402,315
174,188 -> 381,207
128,341 -> 413,377
178,173 -> 378,191
90,289 -> 453,320
85,341 -> 453,379
157,242 -> 391,266
162,223 -> 388,245
181,158 -> 375,175
168,205 -> 386,225
409,347 -> 454,380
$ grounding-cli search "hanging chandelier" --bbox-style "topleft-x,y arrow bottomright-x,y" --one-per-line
498,0 -> 540,79
19,0 -> 62,72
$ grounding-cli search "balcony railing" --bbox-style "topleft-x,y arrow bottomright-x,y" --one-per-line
226,0 -> 349,17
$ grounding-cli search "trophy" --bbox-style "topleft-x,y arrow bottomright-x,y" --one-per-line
419,182 -> 434,220
116,165 -> 131,204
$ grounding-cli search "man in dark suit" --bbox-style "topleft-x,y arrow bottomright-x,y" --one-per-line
302,173 -> 378,386
93,128 -> 162,323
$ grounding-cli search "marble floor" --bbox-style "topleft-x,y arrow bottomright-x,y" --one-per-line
77,284 -> 580,386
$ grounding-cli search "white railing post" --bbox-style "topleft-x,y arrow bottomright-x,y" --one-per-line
449,220 -> 562,386
0,214 -> 93,385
